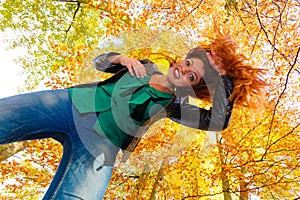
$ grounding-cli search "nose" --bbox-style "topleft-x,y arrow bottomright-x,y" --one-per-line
181,61 -> 189,75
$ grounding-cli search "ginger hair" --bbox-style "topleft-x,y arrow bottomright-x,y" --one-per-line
149,34 -> 267,109
206,34 -> 267,109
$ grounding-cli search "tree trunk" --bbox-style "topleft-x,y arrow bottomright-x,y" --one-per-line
136,163 -> 152,197
216,133 -> 233,200
221,169 -> 232,200
149,161 -> 165,200
239,166 -> 249,200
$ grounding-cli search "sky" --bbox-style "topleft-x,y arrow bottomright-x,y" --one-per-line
0,32 -> 25,98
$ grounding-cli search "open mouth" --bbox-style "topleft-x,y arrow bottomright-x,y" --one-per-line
173,68 -> 180,79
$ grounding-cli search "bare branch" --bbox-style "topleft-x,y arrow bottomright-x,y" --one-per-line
267,47 -> 300,136
264,123 -> 300,159
255,0 -> 290,67
65,2 -> 81,35
168,0 -> 204,30
271,0 -> 288,62
250,28 -> 262,56
181,191 -> 228,200
228,116 -> 268,165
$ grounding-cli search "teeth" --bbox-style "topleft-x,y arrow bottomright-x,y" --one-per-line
175,69 -> 179,78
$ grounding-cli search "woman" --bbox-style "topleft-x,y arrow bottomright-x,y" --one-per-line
0,35 -> 264,199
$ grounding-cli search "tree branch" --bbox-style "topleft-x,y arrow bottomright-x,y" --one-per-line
255,0 -> 290,68
263,122 -> 300,160
65,2 -> 81,35
270,0 -> 288,62
181,191 -> 228,200
168,0 -> 204,30
267,47 -> 300,145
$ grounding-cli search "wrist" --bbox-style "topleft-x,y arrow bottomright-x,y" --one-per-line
107,52 -> 121,63
110,54 -> 124,64
119,55 -> 131,66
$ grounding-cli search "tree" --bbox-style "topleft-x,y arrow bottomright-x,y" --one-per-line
102,0 -> 300,199
0,0 -> 299,199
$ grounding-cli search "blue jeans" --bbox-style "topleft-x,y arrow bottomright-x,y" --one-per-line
0,89 -> 119,199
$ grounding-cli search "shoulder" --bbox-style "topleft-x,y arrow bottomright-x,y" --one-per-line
139,59 -> 163,75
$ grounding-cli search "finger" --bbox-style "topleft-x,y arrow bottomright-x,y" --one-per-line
211,50 -> 217,58
206,52 -> 215,66
138,66 -> 146,78
136,67 -> 144,78
128,65 -> 135,76
134,64 -> 146,78
135,67 -> 140,78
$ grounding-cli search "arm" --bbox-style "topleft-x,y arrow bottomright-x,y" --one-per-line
169,74 -> 234,131
92,52 -> 147,78
92,52 -> 124,73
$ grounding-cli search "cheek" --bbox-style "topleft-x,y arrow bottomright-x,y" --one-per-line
181,76 -> 193,87
201,68 -> 206,76
173,78 -> 189,88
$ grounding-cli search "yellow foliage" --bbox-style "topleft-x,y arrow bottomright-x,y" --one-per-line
1,0 -> 299,199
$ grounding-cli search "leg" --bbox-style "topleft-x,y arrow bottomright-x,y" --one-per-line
45,111 -> 120,200
0,89 -> 74,144
48,140 -> 118,199
0,89 -> 80,198
0,89 -> 119,199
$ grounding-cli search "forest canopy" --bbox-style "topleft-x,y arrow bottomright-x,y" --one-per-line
0,0 -> 299,199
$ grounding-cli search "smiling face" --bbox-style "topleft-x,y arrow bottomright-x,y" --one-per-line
167,58 -> 205,88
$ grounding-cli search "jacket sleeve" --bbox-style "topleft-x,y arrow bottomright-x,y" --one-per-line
168,74 -> 234,131
92,52 -> 126,73
92,52 -> 161,75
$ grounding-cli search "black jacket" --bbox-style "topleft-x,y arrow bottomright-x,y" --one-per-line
92,52 -> 234,155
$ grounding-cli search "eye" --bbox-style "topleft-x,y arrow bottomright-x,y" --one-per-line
189,74 -> 195,81
186,60 -> 191,66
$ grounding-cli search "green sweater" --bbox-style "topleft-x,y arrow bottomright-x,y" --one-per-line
69,72 -> 174,148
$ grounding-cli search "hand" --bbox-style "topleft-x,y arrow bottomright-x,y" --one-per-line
206,51 -> 226,75
119,55 -> 147,78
